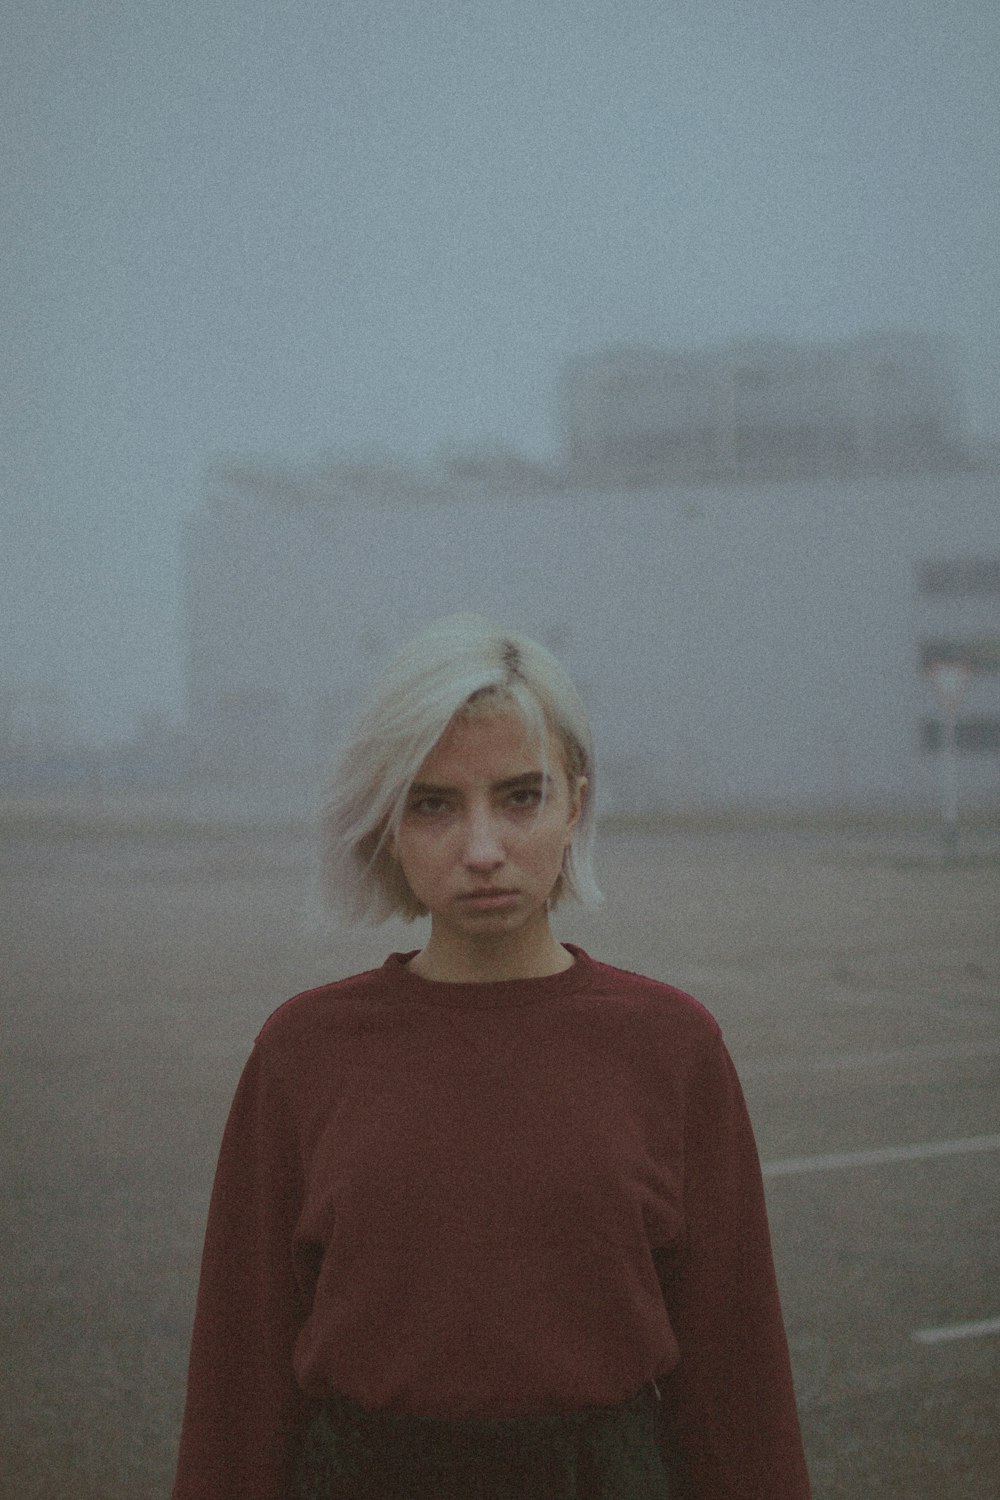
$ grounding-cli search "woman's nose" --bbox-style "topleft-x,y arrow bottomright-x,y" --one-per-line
462,810 -> 504,868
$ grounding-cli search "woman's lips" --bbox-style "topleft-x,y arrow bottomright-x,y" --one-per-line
458,889 -> 519,909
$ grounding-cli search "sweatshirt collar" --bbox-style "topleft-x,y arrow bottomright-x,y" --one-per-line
380,944 -> 593,1008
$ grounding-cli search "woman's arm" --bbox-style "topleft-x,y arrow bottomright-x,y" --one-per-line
172,1043 -> 315,1500
656,1029 -> 811,1499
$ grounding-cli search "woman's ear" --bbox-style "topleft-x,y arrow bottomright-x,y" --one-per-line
566,776 -> 588,837
380,815 -> 398,860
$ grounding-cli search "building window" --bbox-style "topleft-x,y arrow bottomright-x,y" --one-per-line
918,559 -> 1000,596
919,638 -> 1000,673
920,717 -> 1000,753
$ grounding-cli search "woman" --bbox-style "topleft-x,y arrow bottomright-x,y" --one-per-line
172,614 -> 811,1499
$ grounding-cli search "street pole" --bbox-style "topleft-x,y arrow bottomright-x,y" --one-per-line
925,661 -> 973,856
941,699 -> 959,852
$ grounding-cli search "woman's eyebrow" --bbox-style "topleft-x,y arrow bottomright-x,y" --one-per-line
408,771 -> 549,797
494,771 -> 549,792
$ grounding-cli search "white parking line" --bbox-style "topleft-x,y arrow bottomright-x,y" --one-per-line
761,1133 -> 1000,1178
743,1040 -> 1000,1077
913,1316 -> 1000,1345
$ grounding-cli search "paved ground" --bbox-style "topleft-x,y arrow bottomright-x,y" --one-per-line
1,811 -> 998,1498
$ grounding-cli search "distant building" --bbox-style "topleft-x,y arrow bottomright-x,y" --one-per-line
559,332 -> 967,484
181,334 -> 997,815
183,480 -> 999,817
0,681 -> 103,792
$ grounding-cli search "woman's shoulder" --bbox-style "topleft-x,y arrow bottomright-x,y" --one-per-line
253,963 -> 394,1050
579,950 -> 723,1042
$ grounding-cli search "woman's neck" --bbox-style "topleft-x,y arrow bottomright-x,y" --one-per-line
406,923 -> 574,984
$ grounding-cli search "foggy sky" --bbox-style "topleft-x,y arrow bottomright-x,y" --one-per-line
4,0 -> 999,742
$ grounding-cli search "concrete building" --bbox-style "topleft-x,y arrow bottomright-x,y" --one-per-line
182,336 -> 998,816
559,332 -> 967,484
183,491 -> 998,817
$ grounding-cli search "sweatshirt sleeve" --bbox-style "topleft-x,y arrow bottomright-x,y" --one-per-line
172,1040 -> 316,1500
655,1028 -> 811,1499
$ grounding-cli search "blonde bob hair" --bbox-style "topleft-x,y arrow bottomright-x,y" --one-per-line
320,614 -> 601,923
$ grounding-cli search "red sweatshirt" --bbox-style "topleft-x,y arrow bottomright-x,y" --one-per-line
173,945 -> 810,1499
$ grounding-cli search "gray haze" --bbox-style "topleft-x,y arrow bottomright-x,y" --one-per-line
4,0 -> 999,744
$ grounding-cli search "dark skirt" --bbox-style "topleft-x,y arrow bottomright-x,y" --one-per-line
293,1383 -> 670,1500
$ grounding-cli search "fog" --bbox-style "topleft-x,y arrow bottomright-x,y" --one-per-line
3,0 -> 999,755
4,12 -> 1000,1490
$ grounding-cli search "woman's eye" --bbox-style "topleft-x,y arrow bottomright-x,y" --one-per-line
507,787 -> 542,809
410,796 -> 449,816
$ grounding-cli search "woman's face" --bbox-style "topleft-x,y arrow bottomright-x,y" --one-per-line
393,706 -> 586,944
